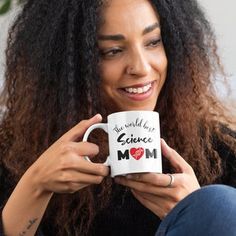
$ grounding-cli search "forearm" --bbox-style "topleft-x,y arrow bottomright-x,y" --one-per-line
2,168 -> 53,236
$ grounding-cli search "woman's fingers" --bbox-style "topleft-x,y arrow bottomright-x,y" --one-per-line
56,183 -> 89,194
54,169 -> 107,193
57,150 -> 109,177
57,141 -> 100,157
161,139 -> 193,174
115,175 -> 171,196
59,170 -> 106,185
115,174 -> 188,201
32,115 -> 109,195
131,189 -> 167,219
114,139 -> 201,219
71,157 -> 109,177
126,173 -> 175,187
60,114 -> 102,142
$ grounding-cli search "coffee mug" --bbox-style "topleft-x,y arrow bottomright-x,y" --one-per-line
83,111 -> 162,177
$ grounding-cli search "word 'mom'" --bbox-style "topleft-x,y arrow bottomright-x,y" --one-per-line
118,148 -> 157,160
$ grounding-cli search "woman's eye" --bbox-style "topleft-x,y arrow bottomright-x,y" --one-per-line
100,48 -> 123,58
146,38 -> 161,48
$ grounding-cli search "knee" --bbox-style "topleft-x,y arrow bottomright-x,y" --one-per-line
190,184 -> 236,213
156,185 -> 236,236
196,184 -> 236,200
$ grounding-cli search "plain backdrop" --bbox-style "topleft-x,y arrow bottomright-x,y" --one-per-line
0,0 -> 235,110
198,0 -> 236,110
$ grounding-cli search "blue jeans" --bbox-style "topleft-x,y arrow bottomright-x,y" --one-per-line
156,185 -> 236,236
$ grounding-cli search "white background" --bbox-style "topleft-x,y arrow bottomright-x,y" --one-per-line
0,0 -> 235,111
198,0 -> 236,112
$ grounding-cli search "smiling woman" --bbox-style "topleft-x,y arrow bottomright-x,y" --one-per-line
99,1 -> 167,111
0,0 -> 236,236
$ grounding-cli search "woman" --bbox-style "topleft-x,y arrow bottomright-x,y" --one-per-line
0,0 -> 236,235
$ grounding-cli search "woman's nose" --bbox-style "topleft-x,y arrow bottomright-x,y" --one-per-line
126,48 -> 151,77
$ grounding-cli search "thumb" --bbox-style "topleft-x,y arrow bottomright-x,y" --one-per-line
161,138 -> 193,173
60,114 -> 102,142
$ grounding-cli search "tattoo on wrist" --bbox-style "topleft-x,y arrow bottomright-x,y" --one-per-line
19,218 -> 38,236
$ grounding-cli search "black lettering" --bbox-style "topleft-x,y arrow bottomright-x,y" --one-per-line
118,150 -> 129,160
117,133 -> 126,145
117,133 -> 153,146
146,149 -> 157,159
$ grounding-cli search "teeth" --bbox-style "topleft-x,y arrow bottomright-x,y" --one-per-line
124,83 -> 152,94
137,88 -> 142,93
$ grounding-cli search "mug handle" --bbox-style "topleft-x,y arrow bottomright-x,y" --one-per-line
82,123 -> 110,166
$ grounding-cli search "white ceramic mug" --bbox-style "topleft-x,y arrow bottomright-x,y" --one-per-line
83,111 -> 162,177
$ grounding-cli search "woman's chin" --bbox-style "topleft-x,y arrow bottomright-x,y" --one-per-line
116,104 -> 157,112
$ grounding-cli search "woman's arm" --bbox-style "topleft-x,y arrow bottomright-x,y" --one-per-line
1,114 -> 109,236
2,169 -> 53,236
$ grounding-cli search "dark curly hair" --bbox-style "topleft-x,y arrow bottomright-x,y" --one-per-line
0,0 -> 235,235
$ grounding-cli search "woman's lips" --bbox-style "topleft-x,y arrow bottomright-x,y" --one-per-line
118,81 -> 155,101
124,83 -> 152,94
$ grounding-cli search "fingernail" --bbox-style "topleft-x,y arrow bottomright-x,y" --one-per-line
161,139 -> 171,157
161,138 -> 167,146
126,174 -> 133,179
93,114 -> 102,120
162,139 -> 170,150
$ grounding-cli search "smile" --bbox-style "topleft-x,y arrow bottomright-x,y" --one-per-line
122,82 -> 153,94
118,81 -> 155,102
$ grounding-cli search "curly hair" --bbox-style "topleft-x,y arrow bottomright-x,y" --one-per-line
0,0 -> 235,235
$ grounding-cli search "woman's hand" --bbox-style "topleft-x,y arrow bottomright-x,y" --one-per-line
28,114 -> 109,195
114,139 -> 200,219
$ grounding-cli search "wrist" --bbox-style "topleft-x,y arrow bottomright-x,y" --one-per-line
23,165 -> 53,199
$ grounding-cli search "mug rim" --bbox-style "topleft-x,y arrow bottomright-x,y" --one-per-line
108,110 -> 159,119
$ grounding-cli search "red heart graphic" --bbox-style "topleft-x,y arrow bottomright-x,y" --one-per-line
130,147 -> 144,160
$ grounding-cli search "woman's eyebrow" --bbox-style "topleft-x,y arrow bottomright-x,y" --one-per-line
98,34 -> 125,41
98,22 -> 160,41
142,22 -> 160,35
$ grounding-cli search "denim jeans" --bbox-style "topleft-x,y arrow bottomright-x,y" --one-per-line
155,185 -> 236,236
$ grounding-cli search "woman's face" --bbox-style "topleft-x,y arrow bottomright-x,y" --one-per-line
98,0 -> 167,111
